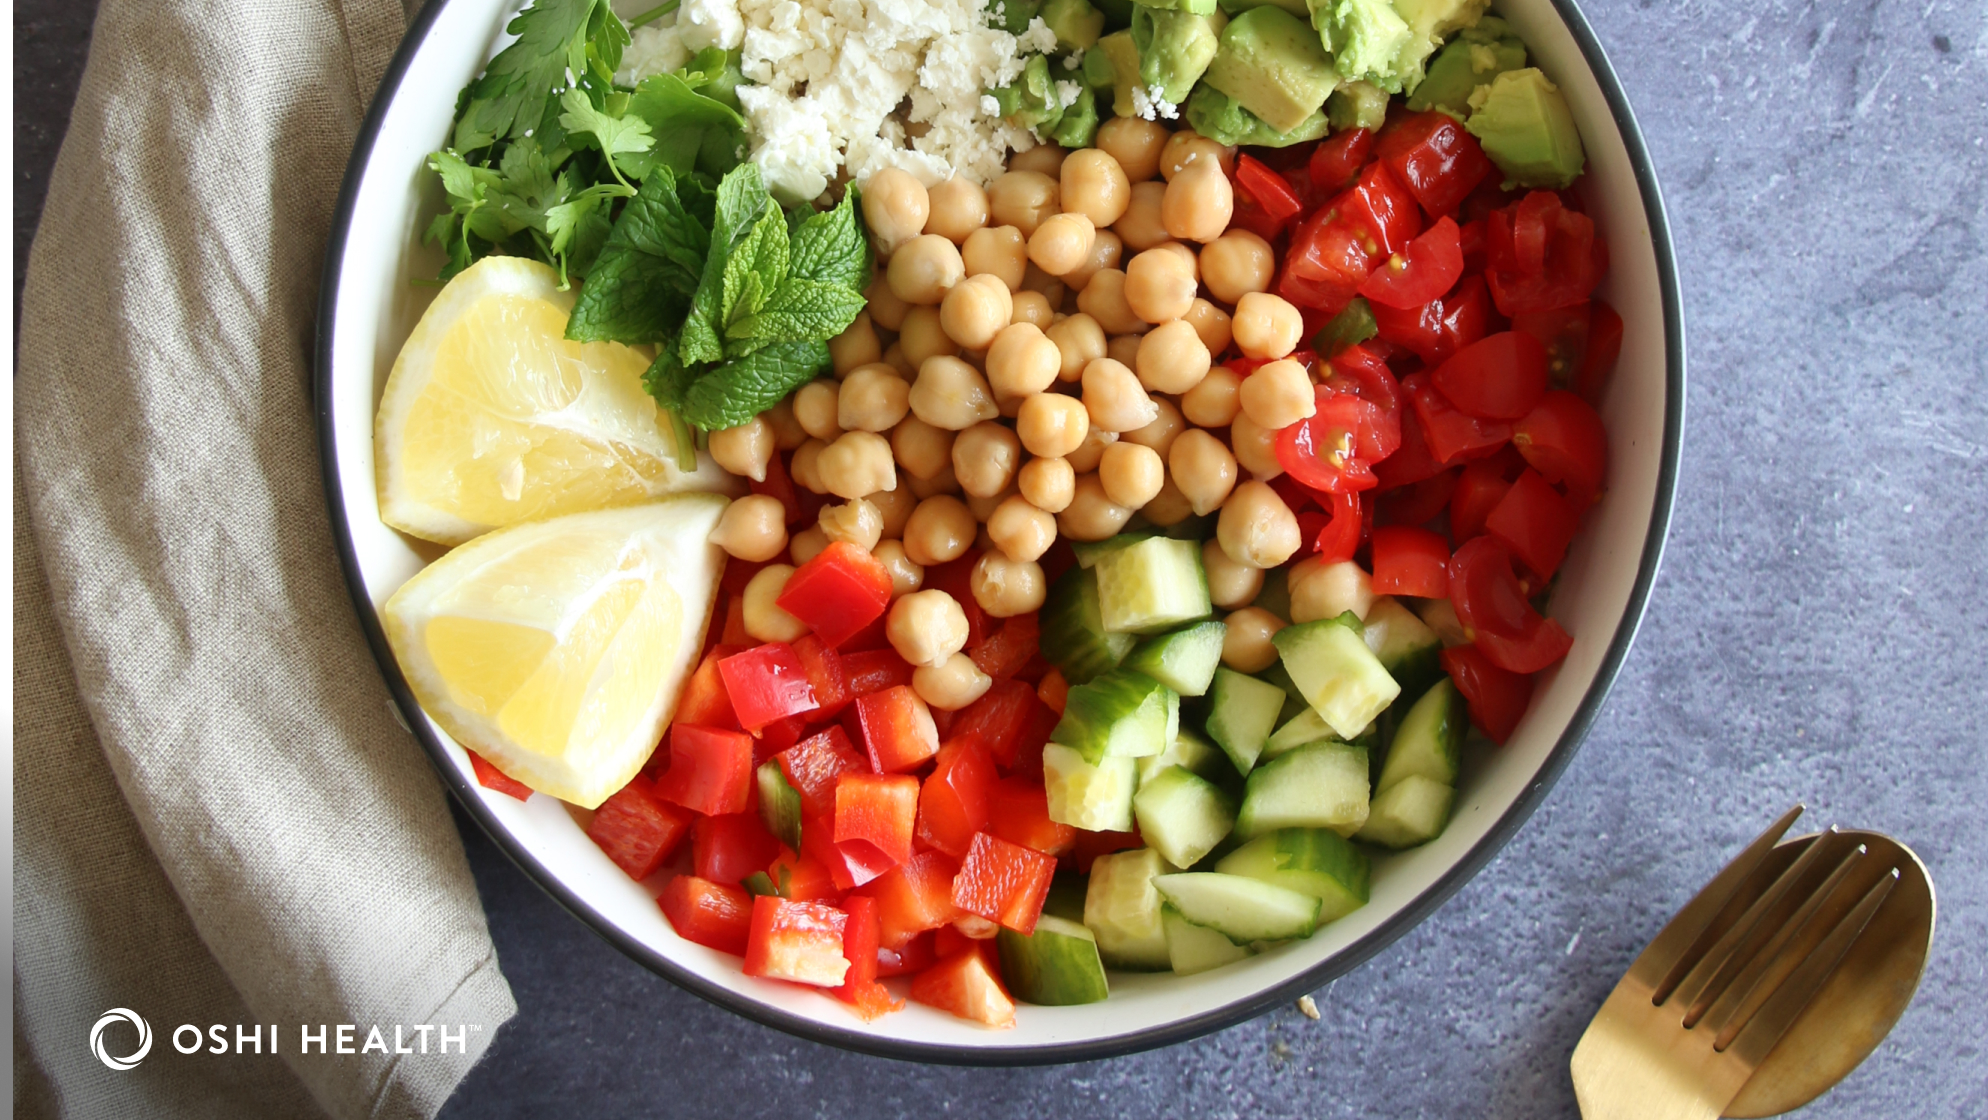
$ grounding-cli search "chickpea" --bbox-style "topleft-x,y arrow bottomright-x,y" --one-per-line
1107,333 -> 1144,369
761,398 -> 807,451
1159,130 -> 1236,181
1077,269 -> 1146,335
899,305 -> 961,367
1114,181 -> 1170,251
1221,607 -> 1287,673
1289,558 -> 1377,623
937,273 -> 1013,351
837,365 -> 912,433
888,589 -> 971,667
1046,313 -> 1108,383
1181,363 -> 1242,427
794,379 -> 843,441
952,421 -> 1021,499
828,311 -> 883,376
1015,392 -> 1089,458
909,464 -> 962,499
986,495 -> 1058,563
1134,319 -> 1211,395
1238,358 -> 1317,431
1058,472 -> 1134,541
1141,474 -> 1195,526
1009,142 -> 1067,177
1199,230 -> 1276,305
972,550 -> 1048,617
1099,441 -> 1164,509
709,417 -> 773,482
891,414 -> 956,480
1061,228 -> 1123,292
1217,480 -> 1301,569
1169,428 -> 1239,516
790,437 -> 829,494
788,525 -> 830,566
1197,539 -> 1261,611
1018,456 -> 1076,513
985,322 -> 1062,399
1122,396 -> 1185,458
709,494 -> 789,561
925,176 -> 990,244
1065,425 -> 1119,473
913,652 -> 994,711
961,225 -> 1028,291
1229,411 -> 1284,480
1020,263 -> 1067,307
1162,160 -> 1234,244
1082,357 -> 1160,433
1059,148 -> 1132,229
818,497 -> 883,552
817,430 -> 896,500
1097,117 -> 1169,182
1027,212 -> 1096,278
1124,247 -> 1198,324
965,484 -> 1016,525
888,234 -> 965,305
743,564 -> 808,643
902,495 -> 976,566
868,480 -> 916,538
910,355 -> 999,430
1010,290 -> 1054,328
862,167 -> 930,257
865,273 -> 912,331
987,170 -> 1060,236
1232,292 -> 1304,360
873,539 -> 925,600
882,342 -> 917,378
1183,297 -> 1234,356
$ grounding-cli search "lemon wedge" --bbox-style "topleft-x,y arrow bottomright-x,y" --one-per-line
375,255 -> 733,546
382,495 -> 730,807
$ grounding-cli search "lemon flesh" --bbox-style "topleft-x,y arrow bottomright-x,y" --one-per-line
382,495 -> 730,807
375,255 -> 735,546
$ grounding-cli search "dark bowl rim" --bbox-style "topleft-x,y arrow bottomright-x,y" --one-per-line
313,0 -> 1684,1068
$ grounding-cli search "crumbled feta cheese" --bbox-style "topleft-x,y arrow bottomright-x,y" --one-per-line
616,20 -> 690,87
1130,85 -> 1179,122
679,0 -> 746,51
1063,49 -> 1084,69
1016,16 -> 1058,56
1054,80 -> 1082,109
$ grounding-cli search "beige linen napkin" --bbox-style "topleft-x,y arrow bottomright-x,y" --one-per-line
15,0 -> 518,1116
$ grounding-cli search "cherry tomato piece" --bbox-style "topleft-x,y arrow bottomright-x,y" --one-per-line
1578,300 -> 1623,406
1358,216 -> 1465,310
1439,644 -> 1534,744
1370,273 -> 1492,367
1447,536 -> 1538,640
1371,526 -> 1452,598
1474,616 -> 1574,674
1235,154 -> 1304,221
1277,391 -> 1381,493
1375,111 -> 1496,218
1309,127 -> 1374,193
1314,491 -> 1364,562
1376,466 -> 1459,527
1431,331 -> 1551,421
1485,469 -> 1581,581
1513,390 -> 1609,504
1404,372 -> 1514,464
1447,458 -> 1513,543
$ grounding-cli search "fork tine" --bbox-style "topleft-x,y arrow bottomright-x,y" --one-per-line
1718,867 -> 1900,1061
1636,804 -> 1805,995
1690,841 -> 1868,1033
1660,822 -> 1841,1009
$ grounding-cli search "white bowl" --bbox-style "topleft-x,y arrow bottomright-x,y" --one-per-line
315,0 -> 1683,1062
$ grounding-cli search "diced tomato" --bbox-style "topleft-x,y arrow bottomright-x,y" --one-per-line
775,726 -> 866,820
1378,467 -> 1459,528
1476,615 -> 1574,674
1405,372 -> 1514,465
987,777 -> 1077,856
1514,390 -> 1608,505
1376,110 -> 1494,218
751,449 -> 803,527
1448,535 -> 1548,643
653,724 -> 755,817
1485,192 -> 1599,314
1371,526 -> 1452,597
1226,195 -> 1290,241
1358,216 -> 1464,310
1512,302 -> 1591,393
854,686 -> 941,773
951,679 -> 1054,770
1440,644 -> 1535,744
1448,458 -> 1513,543
744,896 -> 850,987
720,593 -> 752,647
791,634 -> 853,719
1314,490 -> 1364,562
587,776 -> 693,880
843,647 -> 915,696
1308,127 -> 1374,193
775,541 -> 893,649
910,949 -> 1015,1029
1235,153 -> 1304,221
875,930 -> 936,977
969,611 -> 1040,681
694,812 -> 782,885
951,831 -> 1057,935
1578,300 -> 1623,406
719,643 -> 818,733
1064,828 -> 1144,874
1278,390 -> 1382,492
1281,207 -> 1371,312
923,554 -> 990,648
1486,469 -> 1581,581
916,736 -> 996,859
1431,332 -> 1550,421
1334,161 -> 1423,258
835,772 -> 921,872
861,849 -> 961,949
1372,404 -> 1446,489
1371,272 -> 1492,367
678,648 -> 744,731
831,894 -> 903,1020
1035,669 -> 1069,715
659,875 -> 754,955
468,751 -> 533,801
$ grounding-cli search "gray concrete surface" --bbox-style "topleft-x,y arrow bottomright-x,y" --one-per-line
16,0 -> 1986,1116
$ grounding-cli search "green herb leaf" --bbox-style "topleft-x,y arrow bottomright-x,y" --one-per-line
681,340 -> 833,431
620,73 -> 748,183
680,164 -> 771,365
567,167 -> 712,343
639,334 -> 701,470
557,87 -> 654,189
785,186 -> 870,289
453,0 -> 616,152
720,204 -> 791,330
724,279 -> 867,354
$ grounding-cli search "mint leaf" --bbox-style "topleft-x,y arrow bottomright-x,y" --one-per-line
682,340 -> 832,431
681,164 -> 771,365
454,0 -> 615,151
725,279 -> 866,354
620,73 -> 747,182
639,334 -> 701,470
567,168 -> 711,343
558,87 -> 654,188
720,204 -> 790,330
786,185 -> 870,289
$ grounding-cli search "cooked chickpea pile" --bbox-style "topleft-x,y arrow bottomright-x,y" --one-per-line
707,120 -> 1343,711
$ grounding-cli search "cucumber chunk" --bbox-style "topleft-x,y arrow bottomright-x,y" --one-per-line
755,759 -> 802,850
1152,872 -> 1322,944
1094,536 -> 1213,634
1121,620 -> 1227,697
1235,742 -> 1370,840
1251,565 -> 1292,622
1085,848 -> 1176,970
1135,727 -> 1228,785
1071,531 -> 1161,569
1257,658 -> 1312,725
997,914 -> 1111,1004
1362,596 -> 1442,700
1163,905 -> 1254,975
1263,707 -> 1338,758
1132,765 -> 1237,869
1355,775 -> 1455,849
1045,871 -> 1091,923
1042,566 -> 1135,684
1051,669 -> 1173,761
1215,828 -> 1371,922
1203,667 -> 1285,775
1273,618 -> 1401,739
1043,742 -> 1139,832
1374,678 -> 1464,792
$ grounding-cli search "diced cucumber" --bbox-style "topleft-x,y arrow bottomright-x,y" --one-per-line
1215,828 -> 1371,922
1121,620 -> 1226,697
1094,536 -> 1213,634
1043,743 -> 1139,832
1051,669 -> 1173,761
1071,530 -> 1160,569
1042,566 -> 1135,685
755,759 -> 802,850
1363,596 -> 1442,701
1414,596 -> 1469,648
1251,564 -> 1292,622
1257,659 -> 1312,725
1045,872 -> 1091,923
1273,618 -> 1401,739
1235,742 -> 1370,840
1132,765 -> 1237,869
997,914 -> 1111,1005
1354,775 -> 1455,849
1152,872 -> 1322,944
1085,848 -> 1176,970
1264,707 -> 1338,757
1203,668 -> 1285,776
1135,727 -> 1227,785
1163,686 -> 1180,750
1163,905 -> 1253,975
1375,678 -> 1464,792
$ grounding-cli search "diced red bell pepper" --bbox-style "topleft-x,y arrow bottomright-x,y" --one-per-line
1371,525 -> 1453,598
753,716 -> 810,764
719,642 -> 819,734
854,686 -> 941,773
694,812 -> 782,885
802,811 -> 865,891
951,831 -> 1057,935
1440,644 -> 1535,744
843,647 -> 915,696
1376,110 -> 1494,218
832,894 -> 903,1020
720,557 -> 774,599
933,921 -> 999,965
587,776 -> 694,880
1486,468 -> 1582,582
1035,668 -> 1069,715
469,751 -> 533,801
1405,372 -> 1514,465
1235,153 -> 1304,221
834,772 -> 921,871
659,874 -> 754,955
835,612 -> 892,653
743,896 -> 851,987
678,647 -> 744,732
987,778 -> 1077,856
910,949 -> 1016,1028
951,679 -> 1056,771
876,930 -> 937,977
792,634 -> 853,719
969,612 -> 1040,682
776,726 -> 868,821
1064,828 -> 1143,874
776,541 -> 893,649
751,448 -> 803,526
719,593 -> 752,647
916,736 -> 996,859
765,844 -> 842,901
1308,127 -> 1374,193
861,849 -> 961,949
653,724 -> 755,817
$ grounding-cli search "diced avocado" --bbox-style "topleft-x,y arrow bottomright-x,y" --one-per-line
1094,536 -> 1212,634
1203,667 -> 1286,775
1466,67 -> 1586,189
1272,617 -> 1401,739
1136,727 -> 1229,784
1093,0 -> 1138,31
1215,827 -> 1371,921
1042,565 -> 1135,685
1201,7 -> 1336,134
1215,0 -> 1308,18
1309,0 -> 1412,91
997,914 -> 1112,1004
1184,83 -> 1329,147
1163,904 -> 1255,974
1235,741 -> 1370,839
1121,620 -> 1227,697
1325,79 -> 1390,131
1388,0 -> 1494,91
1354,774 -> 1455,848
1043,0 -> 1109,49
1043,742 -> 1140,831
1086,848 -> 1177,969
1052,84 -> 1101,148
1133,765 -> 1237,868
996,0 -> 1044,34
1408,15 -> 1526,116
1095,29 -> 1146,116
1052,669 -> 1173,761
990,54 -> 1066,132
1131,5 -> 1223,105
1138,0 -> 1220,15
1083,39 -> 1121,90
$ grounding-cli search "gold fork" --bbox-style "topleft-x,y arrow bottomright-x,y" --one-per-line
1570,806 -> 1903,1120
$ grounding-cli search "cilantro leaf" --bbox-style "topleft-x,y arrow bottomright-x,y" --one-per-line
786,186 -> 870,289
724,280 -> 867,354
544,183 -> 622,284
557,88 -> 654,189
619,73 -> 747,183
453,0 -> 616,152
567,168 -> 711,343
681,340 -> 833,431
680,164 -> 771,365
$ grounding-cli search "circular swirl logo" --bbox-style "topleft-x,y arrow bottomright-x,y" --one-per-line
90,1009 -> 152,1071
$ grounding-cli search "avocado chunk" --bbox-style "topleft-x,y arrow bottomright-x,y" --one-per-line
989,54 -> 1067,132
1408,14 -> 1526,115
1216,0 -> 1309,17
996,0 -> 1044,35
1387,0 -> 1493,91
1325,79 -> 1389,130
1309,0 -> 1412,90
1043,0 -> 1109,49
1138,0 -> 1221,14
1185,83 -> 1329,147
1465,67 -> 1586,188
1051,83 -> 1101,147
1092,29 -> 1146,115
1131,5 -> 1224,106
1202,7 -> 1336,133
